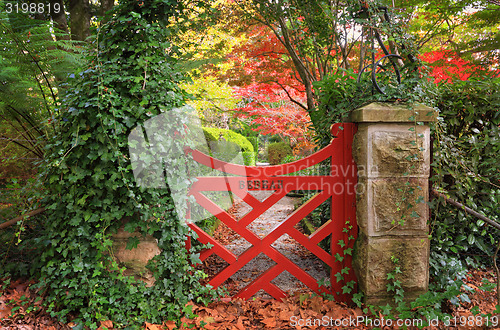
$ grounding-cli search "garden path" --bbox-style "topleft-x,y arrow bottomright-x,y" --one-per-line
220,191 -> 329,297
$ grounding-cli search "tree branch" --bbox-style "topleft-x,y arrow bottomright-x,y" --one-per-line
273,80 -> 308,111
431,189 -> 500,230
276,16 -> 315,110
0,208 -> 46,230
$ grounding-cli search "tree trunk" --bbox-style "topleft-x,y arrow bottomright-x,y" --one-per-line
100,0 -> 114,23
69,0 -> 91,41
49,0 -> 70,40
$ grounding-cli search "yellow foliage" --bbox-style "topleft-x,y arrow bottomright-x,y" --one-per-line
180,75 -> 240,125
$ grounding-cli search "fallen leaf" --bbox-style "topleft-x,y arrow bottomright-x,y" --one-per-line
145,322 -> 161,330
163,320 -> 176,330
310,296 -> 324,313
0,303 -> 12,320
325,307 -> 344,320
261,317 -> 277,328
227,305 -> 238,314
279,309 -> 293,320
98,320 -> 113,330
353,307 -> 363,317
235,316 -> 245,330
201,316 -> 215,324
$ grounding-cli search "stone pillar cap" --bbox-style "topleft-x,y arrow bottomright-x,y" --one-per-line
349,102 -> 438,123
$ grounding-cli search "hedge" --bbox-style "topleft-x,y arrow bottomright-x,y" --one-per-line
201,127 -> 255,166
431,77 -> 500,267
267,142 -> 293,165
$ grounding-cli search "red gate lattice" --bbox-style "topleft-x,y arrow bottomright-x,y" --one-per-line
186,123 -> 357,301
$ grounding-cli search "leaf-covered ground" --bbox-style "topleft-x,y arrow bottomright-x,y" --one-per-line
0,268 -> 498,329
1,199 -> 498,329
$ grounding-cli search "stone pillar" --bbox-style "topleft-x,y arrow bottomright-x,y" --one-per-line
350,102 -> 437,305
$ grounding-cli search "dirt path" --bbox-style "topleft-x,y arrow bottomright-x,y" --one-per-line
218,191 -> 329,298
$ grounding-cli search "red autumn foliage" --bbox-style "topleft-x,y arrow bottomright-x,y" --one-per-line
232,83 -> 312,145
224,24 -> 313,146
420,49 -> 496,84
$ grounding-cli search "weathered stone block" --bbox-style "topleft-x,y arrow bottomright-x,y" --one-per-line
371,178 -> 428,235
356,178 -> 429,236
371,129 -> 427,176
353,234 -> 429,301
349,102 -> 437,123
111,235 -> 160,287
353,124 -> 431,178
112,237 -> 161,268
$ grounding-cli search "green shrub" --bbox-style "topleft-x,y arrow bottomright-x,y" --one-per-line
242,151 -> 256,166
267,142 -> 293,165
202,127 -> 255,165
246,136 -> 258,164
430,77 -> 500,272
246,136 -> 258,154
202,127 -> 218,143
197,216 -> 220,236
203,127 -> 254,152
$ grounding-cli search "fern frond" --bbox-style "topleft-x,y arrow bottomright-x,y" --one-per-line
0,9 -> 83,163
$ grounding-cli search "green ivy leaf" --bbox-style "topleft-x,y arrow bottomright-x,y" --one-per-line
344,248 -> 353,256
126,237 -> 140,250
380,304 -> 392,315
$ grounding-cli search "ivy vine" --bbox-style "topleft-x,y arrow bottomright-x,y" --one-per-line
35,0 -> 220,328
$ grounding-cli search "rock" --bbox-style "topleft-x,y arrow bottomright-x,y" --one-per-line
110,219 -> 161,287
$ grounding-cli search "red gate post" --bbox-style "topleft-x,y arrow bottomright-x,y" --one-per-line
329,123 -> 358,302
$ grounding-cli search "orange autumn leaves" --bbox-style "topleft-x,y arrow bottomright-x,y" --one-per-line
151,294 -> 359,330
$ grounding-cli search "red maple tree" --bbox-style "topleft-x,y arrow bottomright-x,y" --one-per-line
222,23 -> 314,148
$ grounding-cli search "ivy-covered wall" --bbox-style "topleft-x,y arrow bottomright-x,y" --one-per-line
36,0 -> 219,327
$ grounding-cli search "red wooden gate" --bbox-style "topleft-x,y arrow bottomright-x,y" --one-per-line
186,123 -> 357,301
